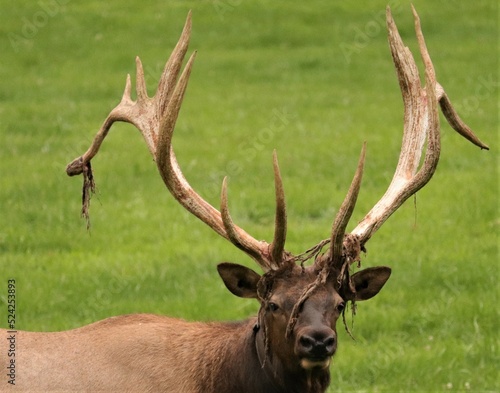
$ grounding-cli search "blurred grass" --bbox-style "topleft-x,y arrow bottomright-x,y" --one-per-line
0,1 -> 498,392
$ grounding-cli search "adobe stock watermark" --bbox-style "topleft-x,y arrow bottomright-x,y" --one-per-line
211,0 -> 243,21
8,0 -> 70,53
85,273 -> 125,312
339,0 -> 403,64
455,74 -> 498,117
203,106 -> 294,201
6,279 -> 17,386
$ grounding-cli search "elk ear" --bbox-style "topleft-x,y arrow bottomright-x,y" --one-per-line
350,266 -> 391,301
217,262 -> 261,299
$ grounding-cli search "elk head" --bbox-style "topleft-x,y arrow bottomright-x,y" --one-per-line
66,5 -> 488,380
217,260 -> 390,373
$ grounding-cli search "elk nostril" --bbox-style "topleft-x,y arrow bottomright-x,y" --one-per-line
324,336 -> 335,348
299,335 -> 315,350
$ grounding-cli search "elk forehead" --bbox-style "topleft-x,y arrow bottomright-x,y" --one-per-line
259,265 -> 344,318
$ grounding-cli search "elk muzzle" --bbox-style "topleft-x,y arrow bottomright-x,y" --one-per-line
295,326 -> 336,370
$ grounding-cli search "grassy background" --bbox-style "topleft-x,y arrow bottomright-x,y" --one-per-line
0,1 -> 497,392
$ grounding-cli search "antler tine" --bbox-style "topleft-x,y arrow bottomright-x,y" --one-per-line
132,57 -> 156,156
220,178 -> 276,271
323,143 -> 366,268
350,5 -> 487,248
156,10 -> 193,118
437,85 -> 489,150
270,150 -> 288,266
219,152 -> 288,272
132,11 -> 193,156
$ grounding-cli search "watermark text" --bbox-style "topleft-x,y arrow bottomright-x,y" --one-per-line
6,279 -> 16,386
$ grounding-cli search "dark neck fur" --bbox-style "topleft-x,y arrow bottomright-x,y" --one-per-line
202,318 -> 330,393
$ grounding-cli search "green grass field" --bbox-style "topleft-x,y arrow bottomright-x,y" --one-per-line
0,1 -> 498,392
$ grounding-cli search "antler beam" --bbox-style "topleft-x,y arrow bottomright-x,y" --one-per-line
66,12 -> 288,272
346,5 -> 489,255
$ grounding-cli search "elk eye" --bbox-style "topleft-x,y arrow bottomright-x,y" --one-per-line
268,302 -> 280,312
337,302 -> 345,313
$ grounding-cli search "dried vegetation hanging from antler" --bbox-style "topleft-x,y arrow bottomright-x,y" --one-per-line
81,161 -> 95,229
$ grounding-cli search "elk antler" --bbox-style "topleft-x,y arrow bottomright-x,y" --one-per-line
66,12 -> 287,272
67,7 -> 488,276
320,5 -> 489,271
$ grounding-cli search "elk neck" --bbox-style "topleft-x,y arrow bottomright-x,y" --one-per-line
252,314 -> 331,393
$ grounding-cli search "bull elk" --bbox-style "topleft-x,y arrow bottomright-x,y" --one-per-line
1,6 -> 488,393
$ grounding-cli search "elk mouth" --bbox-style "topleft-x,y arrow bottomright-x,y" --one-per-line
300,356 -> 331,370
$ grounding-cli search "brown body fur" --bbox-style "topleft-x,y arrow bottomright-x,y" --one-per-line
0,313 -> 330,393
1,314 -> 247,392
